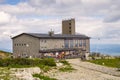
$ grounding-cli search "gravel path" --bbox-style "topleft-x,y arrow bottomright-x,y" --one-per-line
67,59 -> 120,77
48,59 -> 120,80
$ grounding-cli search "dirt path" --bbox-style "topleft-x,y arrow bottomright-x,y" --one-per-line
48,59 -> 120,80
67,59 -> 120,77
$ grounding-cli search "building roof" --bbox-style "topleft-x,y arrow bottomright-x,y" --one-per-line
12,33 -> 90,39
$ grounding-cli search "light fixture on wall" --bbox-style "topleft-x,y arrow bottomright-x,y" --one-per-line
26,44 -> 29,47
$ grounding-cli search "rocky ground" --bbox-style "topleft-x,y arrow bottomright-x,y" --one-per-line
46,59 -> 120,80
10,67 -> 41,80
0,59 -> 120,80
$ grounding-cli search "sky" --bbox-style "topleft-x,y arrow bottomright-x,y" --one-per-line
0,0 -> 120,52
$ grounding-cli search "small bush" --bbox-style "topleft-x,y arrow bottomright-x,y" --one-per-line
0,58 -> 56,68
33,74 -> 57,80
42,58 -> 56,66
59,60 -> 70,65
59,66 -> 75,72
38,65 -> 51,72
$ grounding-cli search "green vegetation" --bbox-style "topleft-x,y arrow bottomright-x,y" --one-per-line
0,58 -> 56,79
39,65 -> 51,72
88,58 -> 120,68
0,50 -> 11,58
59,60 -> 70,65
59,60 -> 75,72
0,67 -> 12,80
33,74 -> 57,80
59,65 -> 75,72
0,58 -> 56,68
0,50 -> 11,54
0,58 -> 75,79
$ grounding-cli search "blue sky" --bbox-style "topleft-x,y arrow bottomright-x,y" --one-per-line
0,0 -> 120,52
0,0 -> 21,5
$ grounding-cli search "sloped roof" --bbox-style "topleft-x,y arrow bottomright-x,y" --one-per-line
12,33 -> 90,39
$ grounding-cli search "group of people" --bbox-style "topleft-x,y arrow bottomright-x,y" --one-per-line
43,51 -> 89,60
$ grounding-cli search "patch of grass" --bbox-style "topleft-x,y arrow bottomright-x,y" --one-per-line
59,66 -> 75,72
59,60 -> 70,65
88,58 -> 120,68
33,74 -> 57,80
59,60 -> 75,72
42,58 -> 56,66
0,58 -> 56,68
38,65 -> 51,72
0,67 -> 11,80
0,50 -> 11,58
0,58 -> 56,73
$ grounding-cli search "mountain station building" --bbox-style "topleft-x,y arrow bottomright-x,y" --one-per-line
12,19 -> 90,59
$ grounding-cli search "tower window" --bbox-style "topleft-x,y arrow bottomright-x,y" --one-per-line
69,23 -> 71,25
69,27 -> 71,29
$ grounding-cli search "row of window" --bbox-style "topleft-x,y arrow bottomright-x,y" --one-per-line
15,44 -> 26,46
41,47 -> 47,49
65,40 -> 86,48
14,44 -> 29,47
41,40 -> 46,43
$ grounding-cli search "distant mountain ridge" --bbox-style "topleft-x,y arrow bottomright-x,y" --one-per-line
0,48 -> 12,53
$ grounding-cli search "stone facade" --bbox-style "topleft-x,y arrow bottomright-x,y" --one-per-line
12,33 -> 90,58
40,39 -> 64,50
12,18 -> 90,58
13,34 -> 40,58
62,19 -> 75,35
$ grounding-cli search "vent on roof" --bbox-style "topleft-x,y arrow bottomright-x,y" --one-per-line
48,29 -> 54,36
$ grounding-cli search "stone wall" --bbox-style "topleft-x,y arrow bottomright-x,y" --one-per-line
13,34 -> 40,58
40,39 -> 64,50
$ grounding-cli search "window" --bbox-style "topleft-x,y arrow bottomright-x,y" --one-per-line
41,40 -> 46,43
75,40 -> 78,47
69,26 -> 71,29
44,40 -> 46,43
65,40 -> 69,48
45,47 -> 47,48
69,23 -> 71,25
83,40 -> 86,46
79,40 -> 82,47
70,40 -> 74,48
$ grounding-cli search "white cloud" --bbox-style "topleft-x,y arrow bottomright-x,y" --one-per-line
104,11 -> 120,22
0,0 -> 119,17
0,3 -> 35,15
0,11 -> 12,24
0,0 -> 120,51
